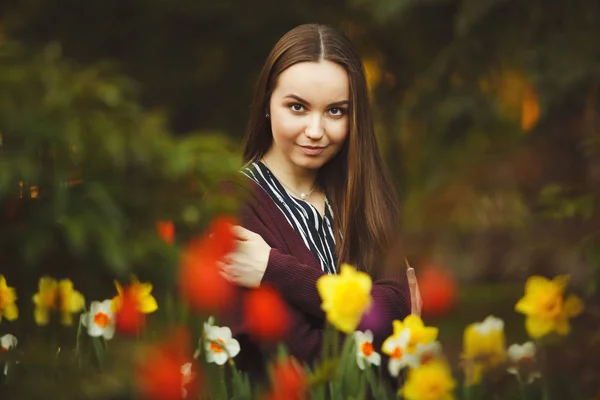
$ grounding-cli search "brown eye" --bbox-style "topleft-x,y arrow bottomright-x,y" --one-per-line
290,104 -> 304,112
329,108 -> 346,117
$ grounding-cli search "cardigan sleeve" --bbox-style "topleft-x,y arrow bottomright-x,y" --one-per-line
262,248 -> 327,319
264,249 -> 411,343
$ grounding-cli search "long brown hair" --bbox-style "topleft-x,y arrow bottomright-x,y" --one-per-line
243,24 -> 400,274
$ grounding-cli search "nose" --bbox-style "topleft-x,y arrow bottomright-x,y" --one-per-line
304,114 -> 324,140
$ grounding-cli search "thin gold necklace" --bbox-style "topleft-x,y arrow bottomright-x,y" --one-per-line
262,160 -> 316,200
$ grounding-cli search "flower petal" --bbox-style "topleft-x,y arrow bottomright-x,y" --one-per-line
564,295 -> 583,317
525,316 -> 554,338
356,355 -> 366,370
369,352 -> 381,366
138,295 -> 159,314
4,303 -> 18,320
225,338 -> 240,358
34,307 -> 49,326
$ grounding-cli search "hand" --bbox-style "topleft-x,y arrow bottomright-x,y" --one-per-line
405,259 -> 422,316
219,226 -> 271,288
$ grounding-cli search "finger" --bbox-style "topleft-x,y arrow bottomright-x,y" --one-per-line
406,267 -> 420,316
232,225 -> 254,241
221,254 -> 233,265
217,260 -> 228,271
219,269 -> 237,284
415,281 -> 423,311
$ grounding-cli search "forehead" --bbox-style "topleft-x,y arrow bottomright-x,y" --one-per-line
274,61 -> 349,103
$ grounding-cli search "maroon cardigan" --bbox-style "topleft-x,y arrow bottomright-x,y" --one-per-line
228,180 -> 411,372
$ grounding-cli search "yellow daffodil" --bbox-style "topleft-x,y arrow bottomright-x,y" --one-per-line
382,327 -> 411,376
316,264 -> 372,333
32,277 -> 85,326
0,275 -> 18,323
401,315 -> 439,354
111,278 -> 158,314
383,315 -> 439,376
461,315 -> 506,385
515,275 -> 583,338
401,359 -> 456,400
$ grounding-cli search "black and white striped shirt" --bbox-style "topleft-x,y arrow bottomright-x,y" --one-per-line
241,161 -> 337,275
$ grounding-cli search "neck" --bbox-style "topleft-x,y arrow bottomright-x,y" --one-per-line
261,151 -> 318,195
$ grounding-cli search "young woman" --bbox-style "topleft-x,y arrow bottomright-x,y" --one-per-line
219,23 -> 421,375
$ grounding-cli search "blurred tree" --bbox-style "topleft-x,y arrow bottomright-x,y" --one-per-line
0,39 -> 242,293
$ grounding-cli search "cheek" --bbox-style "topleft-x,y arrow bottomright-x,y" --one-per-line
270,112 -> 303,142
326,119 -> 349,145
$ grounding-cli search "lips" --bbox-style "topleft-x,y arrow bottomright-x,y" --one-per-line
299,145 -> 326,156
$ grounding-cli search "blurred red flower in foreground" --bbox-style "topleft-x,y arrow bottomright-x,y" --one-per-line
137,328 -> 200,400
114,286 -> 145,334
245,285 -> 290,342
263,357 -> 308,400
179,216 -> 237,313
156,221 -> 175,244
112,279 -> 158,335
418,264 -> 457,318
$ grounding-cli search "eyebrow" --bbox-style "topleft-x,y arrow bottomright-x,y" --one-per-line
284,94 -> 349,107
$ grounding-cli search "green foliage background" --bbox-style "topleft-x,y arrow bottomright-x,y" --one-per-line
1,0 -> 599,398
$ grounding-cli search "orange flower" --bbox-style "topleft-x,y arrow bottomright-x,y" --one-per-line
156,221 -> 175,244
521,86 -> 540,132
179,216 -> 237,313
244,285 -> 290,342
267,358 -> 308,400
137,328 -> 200,400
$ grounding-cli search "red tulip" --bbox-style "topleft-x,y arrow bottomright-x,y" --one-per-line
115,286 -> 145,335
137,328 -> 200,400
179,216 -> 237,313
244,285 -> 291,342
418,264 -> 457,318
206,216 -> 238,259
268,358 -> 308,400
156,221 -> 175,244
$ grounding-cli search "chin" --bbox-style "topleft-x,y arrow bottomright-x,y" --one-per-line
292,156 -> 326,170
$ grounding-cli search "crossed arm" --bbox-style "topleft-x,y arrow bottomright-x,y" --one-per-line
219,224 -> 422,319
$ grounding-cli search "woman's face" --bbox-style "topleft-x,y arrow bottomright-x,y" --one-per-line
268,60 -> 349,171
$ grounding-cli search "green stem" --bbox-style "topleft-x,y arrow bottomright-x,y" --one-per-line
74,312 -> 84,368
516,374 -> 528,400
535,340 -> 551,400
323,324 -> 331,359
218,366 -> 228,399
463,384 -> 472,400
332,329 -> 340,359
92,337 -> 105,371
364,366 -> 379,398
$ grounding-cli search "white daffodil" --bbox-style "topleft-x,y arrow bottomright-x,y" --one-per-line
475,315 -> 505,335
382,328 -> 411,377
406,340 -> 443,368
204,324 -> 240,365
354,330 -> 381,370
193,316 -> 216,360
81,300 -> 115,340
1,334 -> 17,376
181,362 -> 194,398
507,341 -> 541,383
1,334 -> 17,351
